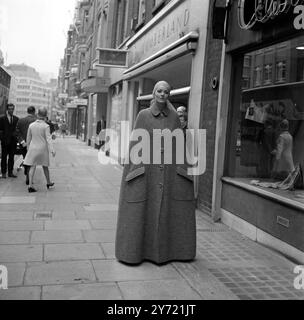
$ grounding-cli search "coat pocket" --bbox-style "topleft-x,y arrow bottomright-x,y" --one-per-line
172,166 -> 195,201
124,167 -> 147,203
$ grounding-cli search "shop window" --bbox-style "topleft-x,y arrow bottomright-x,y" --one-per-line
264,64 -> 273,85
276,61 -> 287,83
226,36 -> 304,196
242,55 -> 252,89
254,66 -> 262,87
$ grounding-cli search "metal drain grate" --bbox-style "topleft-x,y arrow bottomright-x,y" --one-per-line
35,212 -> 52,219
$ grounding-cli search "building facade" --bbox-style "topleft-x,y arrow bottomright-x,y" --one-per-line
60,0 -> 222,226
6,64 -> 53,118
211,0 -> 304,263
0,65 -> 10,115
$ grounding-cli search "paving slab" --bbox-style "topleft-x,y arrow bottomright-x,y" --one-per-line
45,243 -> 105,261
92,260 -> 182,282
76,211 -> 118,220
25,261 -> 96,286
0,221 -> 43,231
90,219 -> 117,230
84,204 -> 118,211
83,230 -> 116,243
172,261 -> 239,300
118,279 -> 202,300
0,197 -> 36,204
3,263 -> 26,287
101,243 -> 115,260
0,245 -> 43,263
0,287 -> 41,300
0,212 -> 33,220
45,220 -> 91,231
0,231 -> 30,245
51,211 -> 77,220
31,231 -> 83,244
42,283 -> 123,300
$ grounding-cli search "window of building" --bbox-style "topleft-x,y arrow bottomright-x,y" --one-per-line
137,0 -> 146,26
226,36 -> 304,198
113,0 -> 127,47
152,0 -> 166,14
276,61 -> 287,83
264,64 -> 273,85
254,66 -> 262,87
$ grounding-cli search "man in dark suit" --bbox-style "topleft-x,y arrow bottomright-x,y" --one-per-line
0,103 -> 19,178
16,106 -> 36,184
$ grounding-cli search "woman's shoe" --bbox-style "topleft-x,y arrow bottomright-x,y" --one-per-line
28,187 -> 37,193
47,182 -> 55,189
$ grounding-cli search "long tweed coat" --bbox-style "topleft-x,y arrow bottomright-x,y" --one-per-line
115,101 -> 196,264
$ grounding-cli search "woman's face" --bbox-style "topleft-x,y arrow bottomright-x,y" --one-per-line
154,85 -> 170,104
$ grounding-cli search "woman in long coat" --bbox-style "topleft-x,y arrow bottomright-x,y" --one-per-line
115,81 -> 196,265
24,107 -> 55,192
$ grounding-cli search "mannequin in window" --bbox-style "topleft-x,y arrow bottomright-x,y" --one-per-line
271,119 -> 295,180
258,119 -> 276,178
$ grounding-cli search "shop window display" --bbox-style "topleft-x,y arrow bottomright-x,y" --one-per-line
228,36 -> 304,192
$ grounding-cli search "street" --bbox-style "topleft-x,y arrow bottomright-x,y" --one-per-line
0,136 -> 303,300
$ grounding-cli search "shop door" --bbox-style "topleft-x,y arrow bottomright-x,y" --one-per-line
76,106 -> 88,141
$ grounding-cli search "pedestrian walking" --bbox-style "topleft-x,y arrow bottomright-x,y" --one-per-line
24,107 -> 56,193
60,121 -> 67,138
16,106 -> 37,185
0,103 -> 19,178
115,81 -> 196,265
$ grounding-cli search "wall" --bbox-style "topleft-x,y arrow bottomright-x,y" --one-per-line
196,1 -> 223,216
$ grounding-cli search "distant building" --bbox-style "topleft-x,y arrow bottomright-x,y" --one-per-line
0,65 -> 10,115
6,64 -> 52,118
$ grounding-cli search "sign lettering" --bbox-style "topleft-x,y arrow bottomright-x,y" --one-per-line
237,0 -> 304,30
128,3 -> 190,67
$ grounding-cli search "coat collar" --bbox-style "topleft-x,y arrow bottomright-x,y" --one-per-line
150,100 -> 170,117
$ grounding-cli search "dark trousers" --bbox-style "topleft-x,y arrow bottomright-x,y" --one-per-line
1,143 -> 16,175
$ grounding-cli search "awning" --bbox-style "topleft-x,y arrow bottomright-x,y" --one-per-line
123,31 -> 199,81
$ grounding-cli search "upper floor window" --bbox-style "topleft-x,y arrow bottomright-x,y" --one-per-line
254,66 -> 262,87
276,61 -> 287,83
264,64 -> 272,85
137,0 -> 146,26
114,0 -> 127,47
152,0 -> 166,14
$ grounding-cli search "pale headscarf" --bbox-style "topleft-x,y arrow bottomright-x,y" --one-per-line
152,81 -> 172,97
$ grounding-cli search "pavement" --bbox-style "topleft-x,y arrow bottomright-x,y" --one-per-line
0,136 -> 303,300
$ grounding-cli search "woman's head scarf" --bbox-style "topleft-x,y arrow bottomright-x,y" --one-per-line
152,81 -> 171,97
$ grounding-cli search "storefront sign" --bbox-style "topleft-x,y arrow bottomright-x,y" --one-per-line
96,48 -> 128,68
66,103 -> 76,109
237,0 -> 304,30
128,1 -> 190,67
58,93 -> 68,99
70,98 -> 88,106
